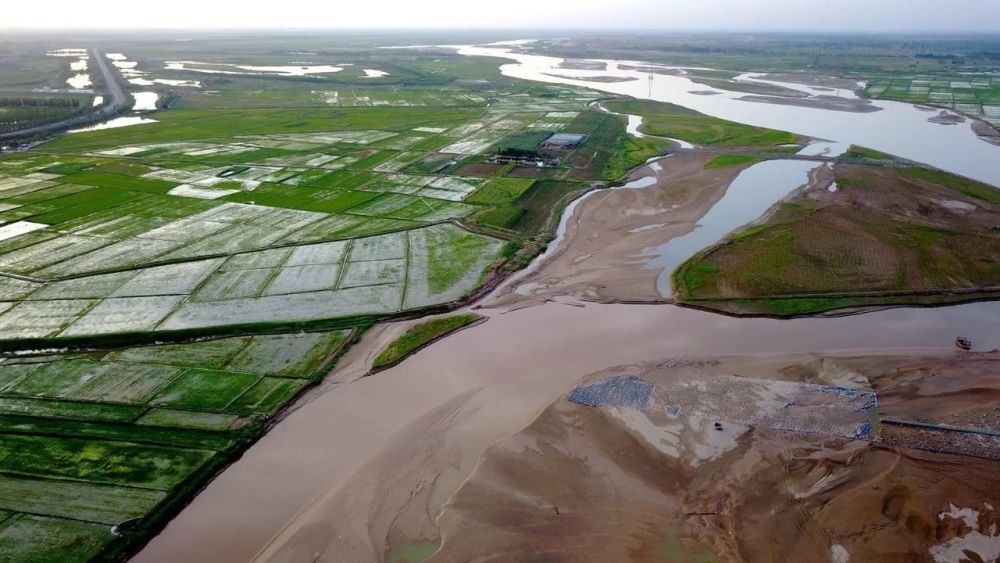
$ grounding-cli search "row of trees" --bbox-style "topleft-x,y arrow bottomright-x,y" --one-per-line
0,96 -> 82,109
0,97 -> 88,133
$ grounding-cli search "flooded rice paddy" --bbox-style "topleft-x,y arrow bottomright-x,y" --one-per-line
164,61 -> 347,76
68,116 -> 157,133
108,53 -> 203,88
48,48 -> 92,89
132,92 -> 159,111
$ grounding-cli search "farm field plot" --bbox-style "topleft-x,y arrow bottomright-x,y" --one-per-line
0,224 -> 504,340
864,74 -> 1000,128
0,329 -> 349,561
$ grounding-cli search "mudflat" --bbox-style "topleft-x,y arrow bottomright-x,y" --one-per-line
433,353 -> 1000,562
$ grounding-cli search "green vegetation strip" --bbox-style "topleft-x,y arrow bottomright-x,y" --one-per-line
703,154 -> 764,169
371,314 -> 482,371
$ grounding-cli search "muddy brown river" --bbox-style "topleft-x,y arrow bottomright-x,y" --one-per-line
136,298 -> 1000,562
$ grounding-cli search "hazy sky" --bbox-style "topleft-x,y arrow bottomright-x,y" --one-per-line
4,0 -> 999,31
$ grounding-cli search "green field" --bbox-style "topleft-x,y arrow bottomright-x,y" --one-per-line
0,329 -> 349,560
605,99 -> 799,147
865,76 -> 1000,129
673,164 -> 1000,315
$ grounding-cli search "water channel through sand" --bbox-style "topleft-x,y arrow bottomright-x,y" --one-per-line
135,46 -> 1000,563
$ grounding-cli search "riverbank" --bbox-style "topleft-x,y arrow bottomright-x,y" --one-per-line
488,152 -> 745,306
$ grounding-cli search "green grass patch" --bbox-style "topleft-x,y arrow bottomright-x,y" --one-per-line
605,135 -> 664,180
704,154 -> 763,168
731,225 -> 770,240
372,314 -> 481,370
227,378 -> 308,414
349,150 -> 398,170
58,171 -> 177,194
39,162 -> 95,175
465,177 -> 535,206
497,130 -> 552,152
150,369 -> 259,410
137,409 -> 238,432
844,145 -> 893,160
0,513 -> 112,562
108,337 -> 251,370
0,415 -> 233,450
224,331 -> 349,377
0,397 -> 144,423
25,187 -> 140,225
473,205 -> 525,229
0,474 -> 165,525
507,180 -> 584,235
606,99 -> 798,147
903,167 -> 1000,204
0,433 -> 214,490
676,260 -> 719,294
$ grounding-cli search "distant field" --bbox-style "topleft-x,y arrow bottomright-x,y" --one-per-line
674,164 -> 1000,315
865,75 -> 1000,129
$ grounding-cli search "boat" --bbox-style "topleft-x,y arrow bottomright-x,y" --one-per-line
955,337 -> 972,351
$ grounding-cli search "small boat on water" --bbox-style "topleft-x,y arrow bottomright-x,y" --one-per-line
955,337 -> 972,351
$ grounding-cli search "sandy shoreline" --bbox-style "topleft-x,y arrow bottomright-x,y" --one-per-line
489,152 -> 746,307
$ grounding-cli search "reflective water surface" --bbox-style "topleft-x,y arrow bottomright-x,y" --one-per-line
457,45 -> 1000,187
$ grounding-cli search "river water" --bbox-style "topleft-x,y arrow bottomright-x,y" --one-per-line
644,158 -> 818,295
457,45 -> 1000,187
135,45 -> 1000,563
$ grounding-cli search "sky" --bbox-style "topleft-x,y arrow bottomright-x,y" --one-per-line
3,0 -> 999,31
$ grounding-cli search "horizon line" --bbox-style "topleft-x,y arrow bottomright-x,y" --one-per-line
2,27 -> 1000,35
